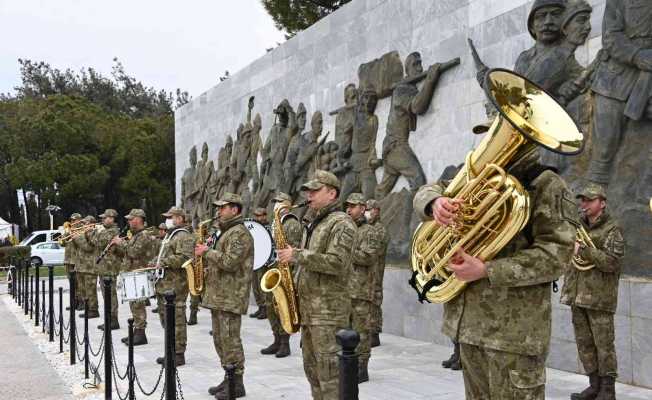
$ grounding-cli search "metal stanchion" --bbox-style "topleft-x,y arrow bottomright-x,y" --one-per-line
84,300 -> 89,379
48,265 -> 54,342
127,318 -> 135,400
103,277 -> 113,400
59,286 -> 64,353
337,329 -> 360,400
41,280 -> 46,333
225,364 -> 236,400
24,260 -> 29,315
35,263 -> 40,326
17,260 -> 21,305
69,271 -> 76,365
29,275 -> 34,319
164,290 -> 176,400
10,257 -> 15,300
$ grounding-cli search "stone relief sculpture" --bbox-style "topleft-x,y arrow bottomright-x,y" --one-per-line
211,135 -> 233,206
180,146 -> 198,219
330,84 -> 358,188
293,111 -> 327,198
282,102 -> 307,194
249,113 -> 263,194
194,142 -> 214,223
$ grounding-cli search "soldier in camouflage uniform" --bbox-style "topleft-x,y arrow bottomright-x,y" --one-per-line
249,207 -> 269,319
277,170 -> 357,400
561,183 -> 625,400
75,216 -> 100,318
153,206 -> 194,367
93,209 -> 122,331
345,193 -> 384,383
196,193 -> 253,399
414,150 -> 576,399
261,192 -> 302,358
113,209 -> 159,346
151,222 -> 167,315
366,199 -> 388,348
62,213 -> 82,310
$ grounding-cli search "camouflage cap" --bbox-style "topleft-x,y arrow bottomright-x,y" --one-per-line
253,207 -> 267,216
158,223 -> 167,230
125,208 -> 146,220
70,213 -> 82,220
300,169 -> 340,191
99,209 -> 118,218
366,199 -> 380,209
214,192 -> 243,207
575,182 -> 607,200
273,192 -> 293,204
345,193 -> 366,206
162,206 -> 185,217
84,215 -> 97,223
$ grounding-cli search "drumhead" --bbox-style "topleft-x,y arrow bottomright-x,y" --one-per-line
243,219 -> 275,270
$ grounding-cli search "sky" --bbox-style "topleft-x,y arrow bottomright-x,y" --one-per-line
0,0 -> 287,97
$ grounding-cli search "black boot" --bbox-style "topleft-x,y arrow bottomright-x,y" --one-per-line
208,375 -> 227,396
275,335 -> 291,358
151,306 -> 159,314
358,359 -> 369,383
187,309 -> 198,325
156,353 -> 185,367
371,332 -> 380,348
571,372 -> 601,400
121,328 -> 148,346
249,307 -> 262,318
216,374 -> 245,399
256,306 -> 267,320
595,376 -> 615,400
79,310 -> 100,319
261,334 -> 280,355
98,318 -> 120,331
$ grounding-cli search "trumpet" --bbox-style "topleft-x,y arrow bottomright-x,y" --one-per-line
58,223 -> 99,244
573,210 -> 597,271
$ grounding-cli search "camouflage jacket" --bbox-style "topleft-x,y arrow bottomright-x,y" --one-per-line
294,201 -> 356,326
72,231 -> 95,274
115,228 -> 159,271
92,224 -> 121,276
202,215 -> 254,315
414,165 -> 576,356
152,224 -> 194,298
281,213 -> 302,248
62,239 -> 78,267
349,216 -> 384,302
367,216 -> 388,305
560,212 -> 625,313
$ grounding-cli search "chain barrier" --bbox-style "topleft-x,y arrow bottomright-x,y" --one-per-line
111,362 -> 131,400
89,331 -> 105,357
134,364 -> 165,397
83,345 -> 105,390
111,341 -> 130,381
175,369 -> 185,400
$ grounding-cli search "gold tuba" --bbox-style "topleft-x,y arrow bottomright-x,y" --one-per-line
261,202 -> 302,334
409,69 -> 583,303
183,218 -> 214,296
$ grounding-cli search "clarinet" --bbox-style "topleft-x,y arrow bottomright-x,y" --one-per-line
96,225 -> 129,264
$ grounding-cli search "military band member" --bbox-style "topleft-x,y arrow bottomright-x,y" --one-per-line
62,213 -> 82,310
196,193 -> 253,399
561,183 -> 624,400
261,192 -> 302,358
112,209 -> 158,346
365,199 -> 388,348
93,209 -> 122,331
277,170 -> 357,400
249,207 -> 269,320
75,216 -> 100,319
345,193 -> 384,383
151,222 -> 167,315
154,206 -> 194,367
415,150 -> 576,399
188,294 -> 201,325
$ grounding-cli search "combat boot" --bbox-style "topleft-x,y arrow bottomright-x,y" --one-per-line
121,329 -> 148,346
256,306 -> 267,319
595,376 -> 615,400
79,310 -> 100,319
358,359 -> 369,383
208,375 -> 227,396
97,318 -> 120,331
571,372 -> 600,400
275,335 -> 291,358
216,374 -> 246,399
442,342 -> 460,368
371,332 -> 380,348
151,306 -> 159,314
187,309 -> 198,325
261,334 -> 280,355
249,307 -> 262,318
156,353 -> 185,367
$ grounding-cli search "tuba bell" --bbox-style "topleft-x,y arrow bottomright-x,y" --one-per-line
409,68 -> 583,303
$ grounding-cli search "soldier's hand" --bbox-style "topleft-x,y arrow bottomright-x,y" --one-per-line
195,244 -> 209,257
426,63 -> 441,80
634,49 -> 652,72
448,249 -> 487,282
111,236 -> 124,246
277,247 -> 294,264
432,197 -> 462,226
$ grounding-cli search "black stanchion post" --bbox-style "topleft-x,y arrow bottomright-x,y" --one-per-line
48,265 -> 54,342
17,260 -> 21,305
337,329 -> 360,400
10,257 -> 15,299
41,280 -> 46,333
127,318 -> 135,400
24,261 -> 29,315
59,286 -> 64,353
164,290 -> 176,400
103,277 -> 113,400
69,271 -> 76,365
84,300 -> 89,379
30,275 -> 34,319
225,364 -> 236,400
35,263 -> 40,326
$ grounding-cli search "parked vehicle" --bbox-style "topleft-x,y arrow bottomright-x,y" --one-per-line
30,241 -> 64,267
19,229 -> 62,247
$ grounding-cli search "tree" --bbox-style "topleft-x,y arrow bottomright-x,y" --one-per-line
261,0 -> 352,38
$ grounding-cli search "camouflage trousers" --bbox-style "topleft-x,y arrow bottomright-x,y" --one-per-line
189,294 -> 200,312
129,300 -> 147,330
376,142 -> 426,198
571,306 -> 617,377
66,266 -> 83,307
252,268 -> 266,308
460,343 -> 546,400
370,302 -> 383,334
350,299 -> 372,363
100,276 -> 119,320
77,272 -> 99,312
156,293 -> 187,354
301,324 -> 343,400
265,291 -> 283,335
211,309 -> 245,375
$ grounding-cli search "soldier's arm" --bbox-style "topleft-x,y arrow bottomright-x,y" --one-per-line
294,220 -> 356,276
73,233 -> 93,252
577,227 -> 625,273
204,232 -> 251,272
283,218 -> 303,249
486,172 -> 575,287
602,0 -> 641,66
351,227 -> 383,267
368,116 -> 380,165
410,66 -> 441,115
414,182 -> 446,221
161,232 -> 194,268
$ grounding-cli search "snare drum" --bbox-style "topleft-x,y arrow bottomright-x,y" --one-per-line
243,219 -> 275,271
118,270 -> 156,302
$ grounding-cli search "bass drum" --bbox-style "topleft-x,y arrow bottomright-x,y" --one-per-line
243,219 -> 275,271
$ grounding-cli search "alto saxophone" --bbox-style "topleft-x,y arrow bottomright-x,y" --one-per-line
261,202 -> 303,334
183,218 -> 214,296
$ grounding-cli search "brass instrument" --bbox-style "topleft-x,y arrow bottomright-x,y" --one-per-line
260,201 -> 306,334
58,222 -> 99,244
409,68 -> 583,303
573,223 -> 597,271
182,218 -> 214,296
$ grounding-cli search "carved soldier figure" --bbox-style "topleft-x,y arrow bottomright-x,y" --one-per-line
317,141 -> 339,173
181,146 -> 198,218
292,111 -> 325,198
283,103 -> 307,194
249,114 -> 263,194
193,142 -> 214,223
211,136 -> 233,204
375,53 -> 442,199
331,84 -> 358,181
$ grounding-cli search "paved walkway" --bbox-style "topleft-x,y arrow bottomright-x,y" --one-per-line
2,280 -> 652,399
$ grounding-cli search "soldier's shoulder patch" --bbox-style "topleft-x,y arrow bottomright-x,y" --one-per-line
604,225 -> 625,258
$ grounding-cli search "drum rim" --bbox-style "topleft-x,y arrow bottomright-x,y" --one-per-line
243,218 -> 276,270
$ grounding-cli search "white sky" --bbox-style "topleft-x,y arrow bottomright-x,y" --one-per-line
0,0 -> 286,97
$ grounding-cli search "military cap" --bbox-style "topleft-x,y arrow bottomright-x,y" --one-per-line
345,193 -> 366,206
162,206 -> 185,217
214,192 -> 243,207
273,192 -> 293,204
253,207 -> 267,216
99,209 -> 118,218
562,0 -> 591,29
366,199 -> 380,209
527,0 -> 566,39
70,213 -> 82,220
158,223 -> 167,230
575,182 -> 606,200
84,215 -> 97,223
300,170 -> 340,191
125,209 -> 146,220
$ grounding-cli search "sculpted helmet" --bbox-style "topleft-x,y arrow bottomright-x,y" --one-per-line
527,0 -> 567,39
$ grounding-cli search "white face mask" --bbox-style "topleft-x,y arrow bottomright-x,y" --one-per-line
165,218 -> 175,230
364,211 -> 372,220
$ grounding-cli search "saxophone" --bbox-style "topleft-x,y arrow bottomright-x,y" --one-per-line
182,218 -> 214,296
260,202 -> 303,334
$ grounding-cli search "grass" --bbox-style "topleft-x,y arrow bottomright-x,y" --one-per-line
0,265 -> 67,280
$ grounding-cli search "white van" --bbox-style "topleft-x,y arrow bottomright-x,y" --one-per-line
19,229 -> 62,247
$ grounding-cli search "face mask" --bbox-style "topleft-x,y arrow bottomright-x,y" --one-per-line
165,218 -> 175,229
364,211 -> 372,220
